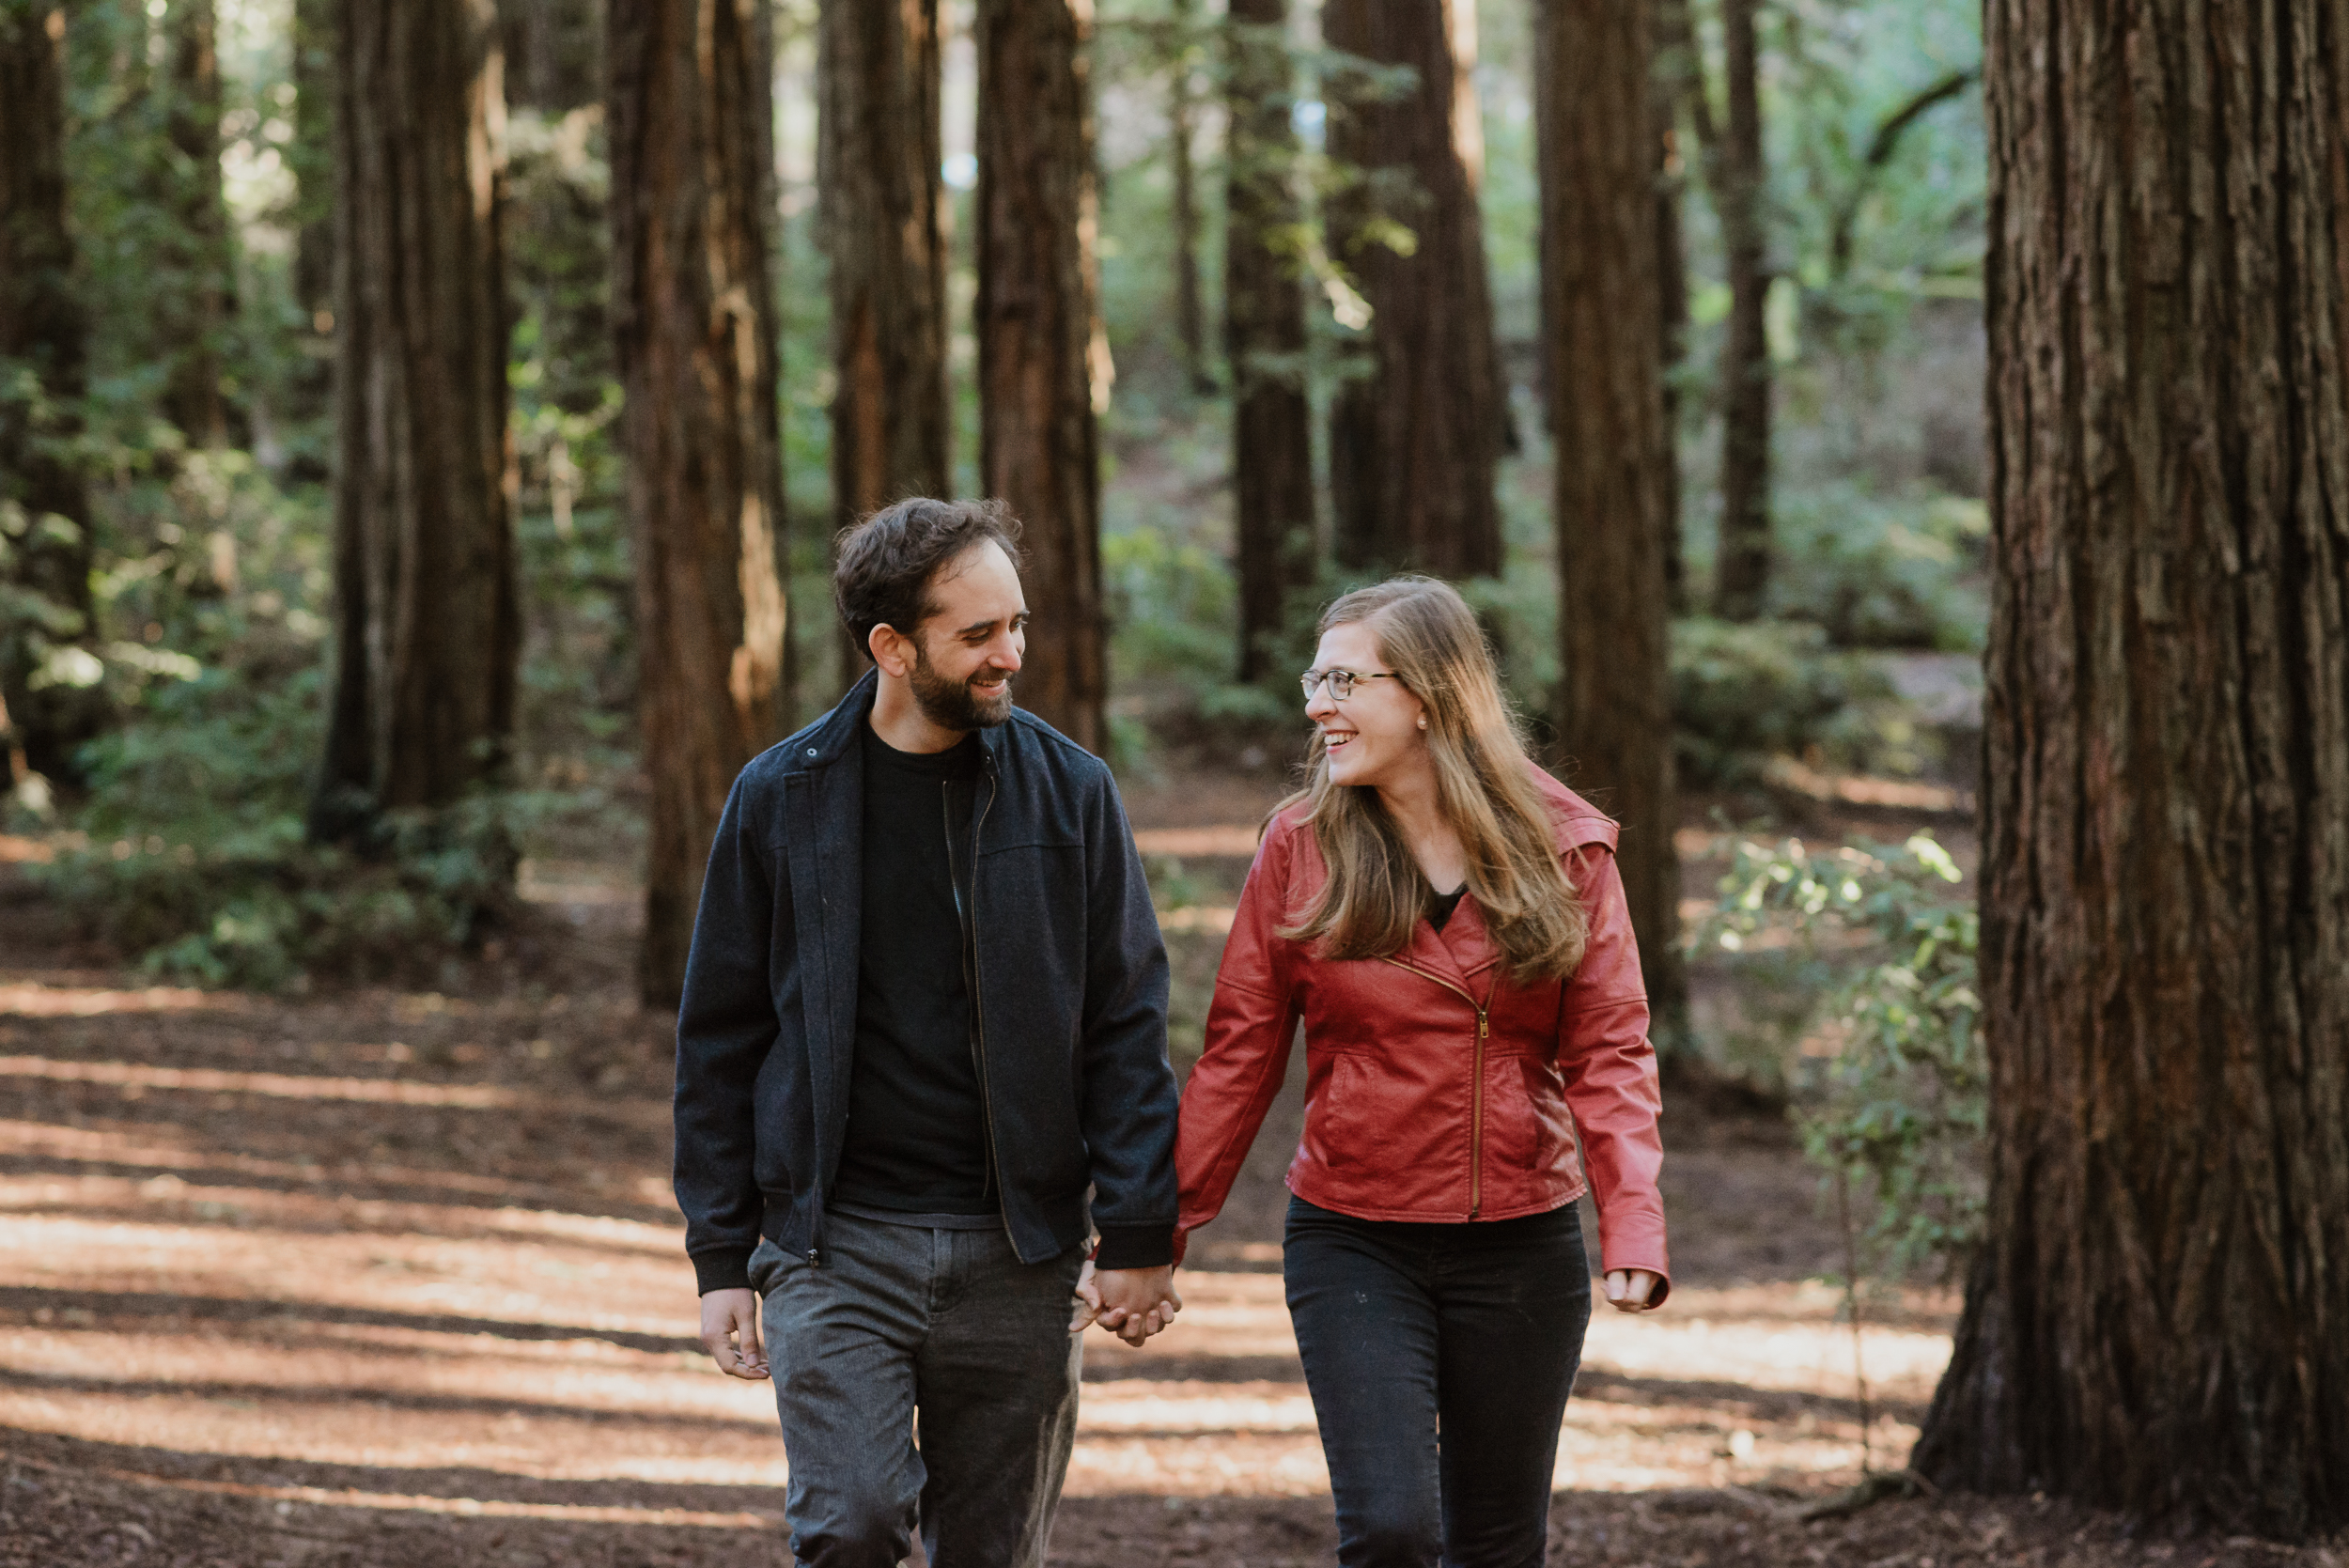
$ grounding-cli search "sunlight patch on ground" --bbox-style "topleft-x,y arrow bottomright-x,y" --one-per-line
0,984 -> 238,1017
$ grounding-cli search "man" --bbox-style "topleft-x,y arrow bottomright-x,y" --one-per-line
674,497 -> 1181,1568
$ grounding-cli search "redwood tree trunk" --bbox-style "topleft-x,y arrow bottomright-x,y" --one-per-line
975,0 -> 1105,753
0,0 -> 103,784
1167,0 -> 1206,394
159,0 -> 231,449
819,0 -> 947,530
313,0 -> 520,832
609,0 -> 789,1005
1224,0 -> 1314,683
499,0 -> 600,111
1710,0 -> 1770,620
288,0 -> 335,432
1533,0 -> 1685,1039
1910,0 -> 2349,1538
1321,0 -> 1502,579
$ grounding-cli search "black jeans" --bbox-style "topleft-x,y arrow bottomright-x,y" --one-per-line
1284,1195 -> 1594,1568
748,1215 -> 1085,1568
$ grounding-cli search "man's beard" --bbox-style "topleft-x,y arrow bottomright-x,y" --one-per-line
910,638 -> 1014,731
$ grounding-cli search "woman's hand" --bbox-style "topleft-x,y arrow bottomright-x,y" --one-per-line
1604,1268 -> 1660,1313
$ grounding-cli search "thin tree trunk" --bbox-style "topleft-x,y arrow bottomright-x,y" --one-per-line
975,0 -> 1105,753
609,0 -> 789,1006
1225,0 -> 1315,683
313,0 -> 520,836
288,0 -> 335,435
1321,0 -> 1502,579
499,0 -> 600,111
159,0 -> 231,450
1910,0 -> 2349,1538
1167,0 -> 1207,394
1710,0 -> 1770,620
1652,0 -> 1697,613
819,0 -> 947,526
1534,0 -> 1684,1042
0,0 -> 103,785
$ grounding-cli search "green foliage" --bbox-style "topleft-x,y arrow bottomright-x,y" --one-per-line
1687,831 -> 1985,1281
1771,483 -> 1988,649
1670,617 -> 1915,786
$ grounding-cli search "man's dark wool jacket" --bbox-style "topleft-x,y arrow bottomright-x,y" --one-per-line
673,670 -> 1181,1294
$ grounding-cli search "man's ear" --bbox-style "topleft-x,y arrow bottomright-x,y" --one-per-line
868,623 -> 911,679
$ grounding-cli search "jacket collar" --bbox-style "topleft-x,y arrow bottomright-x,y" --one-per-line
789,666 -> 1007,774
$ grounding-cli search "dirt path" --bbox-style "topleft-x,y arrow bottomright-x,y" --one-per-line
0,786 -> 2330,1567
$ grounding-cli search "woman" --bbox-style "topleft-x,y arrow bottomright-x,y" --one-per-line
1174,577 -> 1667,1568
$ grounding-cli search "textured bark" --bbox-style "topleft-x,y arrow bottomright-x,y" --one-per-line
314,0 -> 520,834
1533,0 -> 1684,1039
1652,0 -> 1697,613
1225,0 -> 1315,683
1709,0 -> 1770,621
975,0 -> 1105,753
818,0 -> 947,529
499,0 -> 600,111
1910,0 -> 2349,1537
1167,0 -> 1207,393
609,0 -> 788,1005
0,1 -> 102,784
158,0 -> 231,449
1321,0 -> 1502,579
288,0 -> 335,431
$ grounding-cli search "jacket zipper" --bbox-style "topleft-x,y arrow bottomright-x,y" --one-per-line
1377,958 -> 1492,1218
956,761 -> 1016,1250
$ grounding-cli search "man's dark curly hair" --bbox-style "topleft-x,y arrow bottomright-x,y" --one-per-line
833,497 -> 1026,659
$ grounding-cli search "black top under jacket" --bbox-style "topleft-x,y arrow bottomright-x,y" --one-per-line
673,669 -> 1180,1292
831,725 -> 991,1218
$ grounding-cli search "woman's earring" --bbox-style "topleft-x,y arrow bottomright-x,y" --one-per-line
1417,717 -> 1428,731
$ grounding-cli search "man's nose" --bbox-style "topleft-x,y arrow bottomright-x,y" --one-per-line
989,633 -> 1023,672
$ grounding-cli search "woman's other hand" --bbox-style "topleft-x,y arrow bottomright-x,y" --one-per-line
1604,1268 -> 1660,1313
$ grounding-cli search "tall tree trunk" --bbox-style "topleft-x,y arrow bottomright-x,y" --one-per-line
0,0 -> 103,785
313,0 -> 521,836
1167,0 -> 1207,394
1652,0 -> 1699,613
609,0 -> 788,1006
1910,0 -> 2349,1538
288,0 -> 335,435
975,0 -> 1105,753
499,0 -> 600,111
1709,0 -> 1770,620
818,0 -> 947,527
1320,0 -> 1501,579
1225,0 -> 1315,683
1534,0 -> 1684,1042
159,0 -> 231,450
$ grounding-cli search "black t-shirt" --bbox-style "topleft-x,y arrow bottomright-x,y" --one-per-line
1428,884 -> 1469,931
831,724 -> 996,1219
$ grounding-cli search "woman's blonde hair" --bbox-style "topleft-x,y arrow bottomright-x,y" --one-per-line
1276,577 -> 1588,984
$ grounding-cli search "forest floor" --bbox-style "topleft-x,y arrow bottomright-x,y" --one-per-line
1,761 -> 2339,1567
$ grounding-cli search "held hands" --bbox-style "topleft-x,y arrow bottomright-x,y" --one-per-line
1605,1268 -> 1661,1313
1069,1258 -> 1182,1347
700,1288 -> 770,1379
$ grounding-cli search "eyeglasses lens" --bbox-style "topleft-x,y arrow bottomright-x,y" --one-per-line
1301,670 -> 1356,700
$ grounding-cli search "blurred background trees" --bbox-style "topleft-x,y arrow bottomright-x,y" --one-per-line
0,0 -> 2001,1000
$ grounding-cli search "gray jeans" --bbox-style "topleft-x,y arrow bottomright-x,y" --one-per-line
748,1216 -> 1085,1568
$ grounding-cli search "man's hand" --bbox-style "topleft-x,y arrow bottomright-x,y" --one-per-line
1604,1268 -> 1661,1313
700,1288 -> 770,1378
1079,1263 -> 1181,1347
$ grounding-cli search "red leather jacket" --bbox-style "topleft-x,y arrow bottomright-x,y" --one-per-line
1174,769 -> 1670,1297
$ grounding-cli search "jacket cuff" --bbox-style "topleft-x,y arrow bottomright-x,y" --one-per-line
692,1247 -> 756,1295
1093,1222 -> 1174,1271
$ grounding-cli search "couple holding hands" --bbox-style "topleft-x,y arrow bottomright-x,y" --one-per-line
674,498 -> 1668,1568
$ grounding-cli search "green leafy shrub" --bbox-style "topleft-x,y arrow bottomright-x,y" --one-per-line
1772,483 -> 1988,650
1687,832 -> 1985,1282
34,664 -> 598,990
1671,617 -> 1918,786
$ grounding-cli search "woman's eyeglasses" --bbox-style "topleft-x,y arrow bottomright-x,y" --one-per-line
1300,668 -> 1403,701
